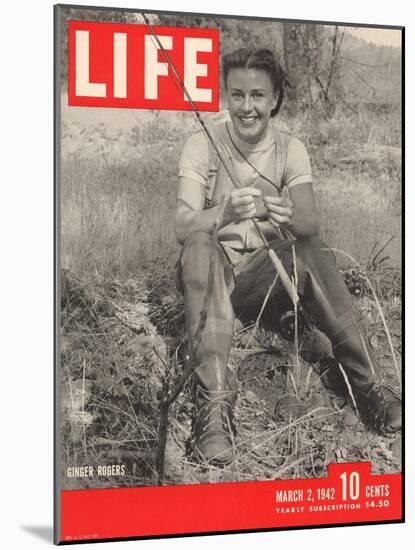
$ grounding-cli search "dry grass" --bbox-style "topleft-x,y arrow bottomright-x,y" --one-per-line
315,171 -> 401,266
61,267 -> 401,488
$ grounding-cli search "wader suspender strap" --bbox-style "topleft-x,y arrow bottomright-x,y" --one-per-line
273,126 -> 288,194
205,137 -> 221,209
204,126 -> 289,209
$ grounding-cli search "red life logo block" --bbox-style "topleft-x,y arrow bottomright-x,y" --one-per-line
67,21 -> 219,111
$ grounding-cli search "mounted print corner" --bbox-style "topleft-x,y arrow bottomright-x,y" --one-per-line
54,3 -> 404,544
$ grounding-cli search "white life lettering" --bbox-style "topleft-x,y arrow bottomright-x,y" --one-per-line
75,30 -> 106,97
144,34 -> 173,100
184,37 -> 213,103
113,33 -> 127,98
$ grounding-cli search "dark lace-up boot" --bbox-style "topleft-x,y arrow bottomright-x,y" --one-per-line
189,386 -> 237,466
354,383 -> 401,434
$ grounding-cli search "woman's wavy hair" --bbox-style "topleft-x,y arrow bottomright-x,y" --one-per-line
222,48 -> 287,117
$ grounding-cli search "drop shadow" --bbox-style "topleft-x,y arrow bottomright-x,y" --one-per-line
21,525 -> 53,543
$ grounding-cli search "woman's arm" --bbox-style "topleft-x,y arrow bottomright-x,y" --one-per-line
264,182 -> 320,238
175,177 -> 225,245
175,176 -> 262,245
287,181 -> 320,237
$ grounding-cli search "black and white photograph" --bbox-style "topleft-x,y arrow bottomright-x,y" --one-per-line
58,4 -> 402,487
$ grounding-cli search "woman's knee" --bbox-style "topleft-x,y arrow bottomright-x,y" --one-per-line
180,232 -> 218,290
295,235 -> 323,249
182,231 -> 213,250
295,236 -> 333,257
181,232 -> 215,267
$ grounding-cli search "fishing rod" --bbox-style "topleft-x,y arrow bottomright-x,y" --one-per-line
140,12 -> 299,307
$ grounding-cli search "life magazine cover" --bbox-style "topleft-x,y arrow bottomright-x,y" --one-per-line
54,3 -> 403,544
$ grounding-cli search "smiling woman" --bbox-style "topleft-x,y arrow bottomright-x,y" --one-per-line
174,47 -> 401,467
226,68 -> 277,143
223,49 -> 281,144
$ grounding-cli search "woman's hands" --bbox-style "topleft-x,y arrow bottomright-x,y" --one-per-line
176,176 -> 318,244
264,183 -> 320,238
222,189 -> 295,230
222,187 -> 263,224
264,196 -> 294,229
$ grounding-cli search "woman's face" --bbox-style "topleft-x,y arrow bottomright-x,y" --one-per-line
226,68 -> 277,144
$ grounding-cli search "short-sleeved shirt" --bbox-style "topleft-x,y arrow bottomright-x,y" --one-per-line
178,111 -> 312,250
